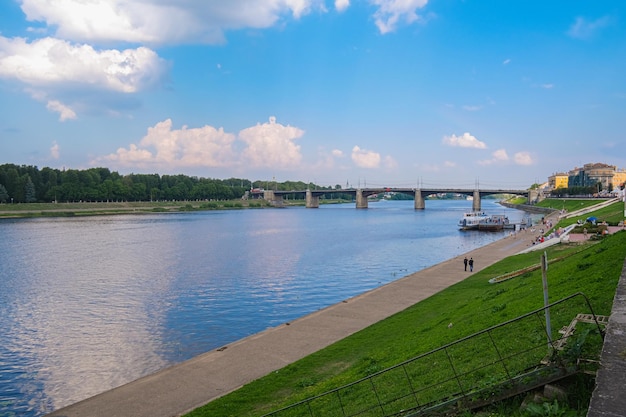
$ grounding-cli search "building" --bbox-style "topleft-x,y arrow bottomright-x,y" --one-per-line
548,172 -> 569,190
567,163 -> 626,192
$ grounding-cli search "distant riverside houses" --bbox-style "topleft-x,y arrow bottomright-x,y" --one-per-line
547,162 -> 626,194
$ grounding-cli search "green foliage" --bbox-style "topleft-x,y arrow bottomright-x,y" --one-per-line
24,175 -> 37,202
0,163 -> 332,203
524,400 -> 577,417
187,231 -> 626,417
0,183 -> 8,203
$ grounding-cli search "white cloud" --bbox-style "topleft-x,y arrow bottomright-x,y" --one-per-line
462,105 -> 482,112
20,0 -> 327,45
541,84 -> 554,89
442,132 -> 487,149
46,100 -> 77,121
514,151 -> 534,165
502,58 -> 511,65
97,119 -> 237,169
478,149 -> 534,166
567,15 -> 612,40
383,155 -> 397,169
371,0 -> 429,34
492,149 -> 509,161
335,0 -> 350,12
478,149 -> 508,165
239,116 -> 304,169
0,35 -> 168,118
50,141 -> 60,159
332,149 -> 344,157
351,145 -> 380,168
0,36 -> 167,92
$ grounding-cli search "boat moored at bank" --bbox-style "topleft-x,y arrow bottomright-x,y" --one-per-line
458,211 -> 489,230
477,214 -> 510,231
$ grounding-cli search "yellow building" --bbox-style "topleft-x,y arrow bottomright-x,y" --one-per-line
548,172 -> 569,190
614,169 -> 626,189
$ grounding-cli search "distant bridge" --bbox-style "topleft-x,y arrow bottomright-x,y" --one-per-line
250,187 -> 535,211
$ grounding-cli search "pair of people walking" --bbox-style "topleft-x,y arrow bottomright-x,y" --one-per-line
463,257 -> 474,272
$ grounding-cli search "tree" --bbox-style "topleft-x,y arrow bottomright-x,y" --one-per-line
0,184 -> 8,203
24,176 -> 37,203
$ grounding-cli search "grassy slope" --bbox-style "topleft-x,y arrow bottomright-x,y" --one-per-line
188,201 -> 626,417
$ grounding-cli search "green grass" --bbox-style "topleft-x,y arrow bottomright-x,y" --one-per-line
187,229 -> 626,417
535,198 -> 607,213
539,200 -> 626,237
0,200 -> 275,218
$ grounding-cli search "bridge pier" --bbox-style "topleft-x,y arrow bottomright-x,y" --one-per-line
305,190 -> 319,208
472,190 -> 481,211
414,190 -> 425,210
356,189 -> 368,209
263,190 -> 284,207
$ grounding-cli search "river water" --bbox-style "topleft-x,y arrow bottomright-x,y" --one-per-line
0,199 -> 528,416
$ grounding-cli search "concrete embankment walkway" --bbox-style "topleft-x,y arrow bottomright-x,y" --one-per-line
46,230 -> 536,417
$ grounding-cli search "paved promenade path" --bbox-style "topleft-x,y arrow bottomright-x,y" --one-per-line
47,229 -> 537,417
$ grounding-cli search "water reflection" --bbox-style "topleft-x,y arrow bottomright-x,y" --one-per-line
1,217 -> 178,413
0,201 -> 529,416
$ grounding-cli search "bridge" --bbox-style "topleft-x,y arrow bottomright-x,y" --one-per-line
251,187 -> 535,211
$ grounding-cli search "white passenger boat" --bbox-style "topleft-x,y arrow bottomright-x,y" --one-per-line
458,211 -> 489,230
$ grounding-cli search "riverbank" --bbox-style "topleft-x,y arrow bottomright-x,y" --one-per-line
46,223 -> 539,417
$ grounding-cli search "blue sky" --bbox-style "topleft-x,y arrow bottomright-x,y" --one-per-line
0,0 -> 624,189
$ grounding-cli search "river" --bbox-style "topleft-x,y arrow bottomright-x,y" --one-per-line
0,199 -> 529,416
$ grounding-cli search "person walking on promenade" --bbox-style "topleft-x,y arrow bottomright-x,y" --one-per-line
469,257 -> 474,272
463,257 -> 468,271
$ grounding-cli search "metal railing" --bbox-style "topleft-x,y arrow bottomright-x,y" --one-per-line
262,293 -> 605,417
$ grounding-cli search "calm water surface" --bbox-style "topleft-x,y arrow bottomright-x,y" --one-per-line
0,200 -> 528,416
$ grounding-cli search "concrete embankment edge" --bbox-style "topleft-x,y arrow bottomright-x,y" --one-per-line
587,258 -> 626,417
46,230 -> 534,417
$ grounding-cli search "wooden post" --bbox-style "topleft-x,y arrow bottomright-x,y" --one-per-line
542,251 -> 552,347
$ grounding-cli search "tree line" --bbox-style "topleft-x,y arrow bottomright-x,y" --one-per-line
0,164 -> 341,204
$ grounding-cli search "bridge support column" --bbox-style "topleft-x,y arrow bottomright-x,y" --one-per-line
472,190 -> 481,212
305,190 -> 319,208
414,190 -> 425,209
528,188 -> 541,204
263,190 -> 284,207
356,189 -> 368,209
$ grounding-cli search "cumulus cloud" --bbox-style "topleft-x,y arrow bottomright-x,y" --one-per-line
351,145 -> 381,168
97,119 -> 237,169
383,155 -> 397,169
332,149 -> 344,157
19,1 -> 426,44
442,132 -> 487,149
50,141 -> 60,159
567,15 -> 613,40
492,149 -> 509,161
371,0 -> 429,34
513,151 -> 534,165
478,148 -> 508,165
95,116 -> 309,171
239,116 -> 304,169
335,0 -> 350,12
478,149 -> 535,166
0,36 -> 168,118
20,0 -> 326,45
0,37 -> 167,92
46,100 -> 77,121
